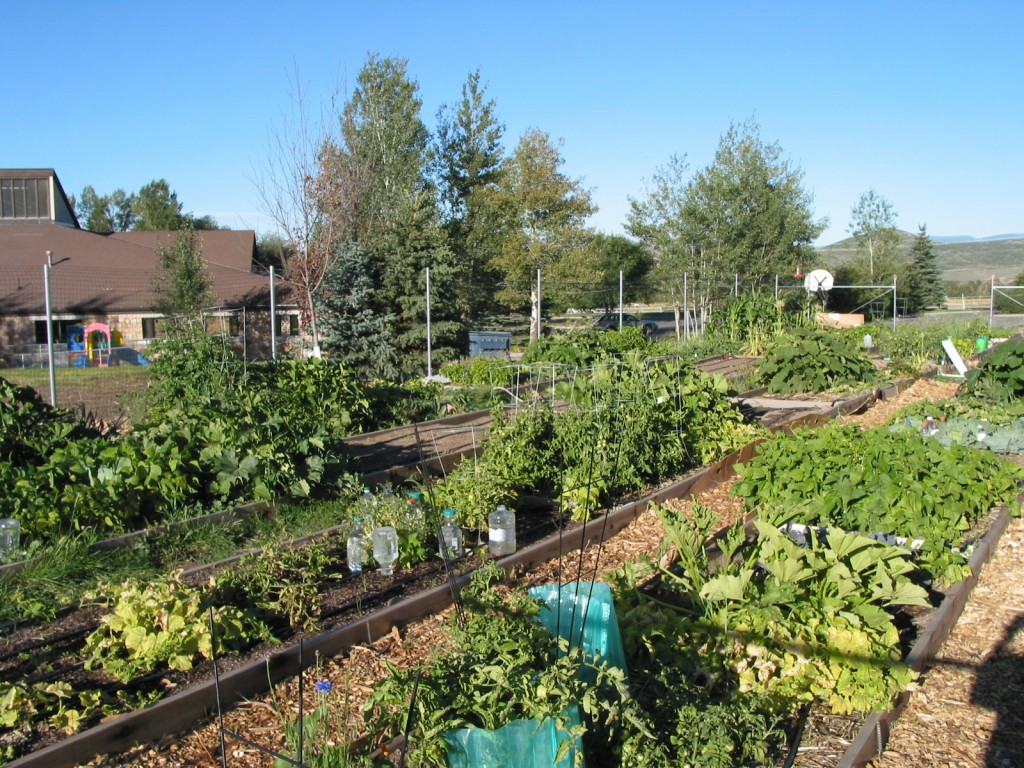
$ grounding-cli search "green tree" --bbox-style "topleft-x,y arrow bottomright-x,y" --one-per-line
134,179 -> 186,231
375,192 -> 467,375
904,225 -> 945,313
340,53 -> 429,248
628,122 -> 824,324
682,121 -> 823,301
589,233 -> 653,310
317,240 -> 398,379
477,129 -> 596,339
152,224 -> 215,317
626,153 -> 694,328
432,69 -> 506,319
848,188 -> 900,281
255,233 -> 291,272
73,186 -> 136,232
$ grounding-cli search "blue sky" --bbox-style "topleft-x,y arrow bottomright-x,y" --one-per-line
6,1 -> 1023,246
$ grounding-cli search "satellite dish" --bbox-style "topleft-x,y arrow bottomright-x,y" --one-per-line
804,269 -> 834,292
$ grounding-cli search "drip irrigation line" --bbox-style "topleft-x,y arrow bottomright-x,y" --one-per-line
0,623 -> 93,663
783,703 -> 811,768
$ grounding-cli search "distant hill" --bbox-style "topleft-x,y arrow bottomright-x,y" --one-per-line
817,231 -> 1024,283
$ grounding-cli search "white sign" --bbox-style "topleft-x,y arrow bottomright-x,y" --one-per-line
941,338 -> 968,377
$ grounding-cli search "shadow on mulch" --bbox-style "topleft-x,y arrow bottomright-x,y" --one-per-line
971,613 -> 1024,767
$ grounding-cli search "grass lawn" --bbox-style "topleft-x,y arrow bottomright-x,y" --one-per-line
2,366 -> 151,424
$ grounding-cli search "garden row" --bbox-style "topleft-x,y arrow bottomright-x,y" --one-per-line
1,322 -> 1017,766
14,371 -> 1020,768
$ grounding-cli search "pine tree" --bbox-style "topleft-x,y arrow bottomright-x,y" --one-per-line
905,225 -> 945,313
377,192 -> 468,376
316,241 -> 398,379
432,70 -> 506,319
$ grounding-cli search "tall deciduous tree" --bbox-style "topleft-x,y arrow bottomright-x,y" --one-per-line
626,153 -> 694,330
254,66 -> 346,355
340,53 -> 429,249
134,179 -> 185,231
432,69 -> 506,319
74,186 -> 136,232
628,122 -> 824,325
590,233 -> 654,310
904,224 -> 945,313
478,129 -> 596,339
681,120 -> 823,312
848,188 -> 900,281
152,224 -> 215,317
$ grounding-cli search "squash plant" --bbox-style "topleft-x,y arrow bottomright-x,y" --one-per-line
964,338 -> 1024,401
733,423 -> 1024,583
756,328 -> 876,394
639,502 -> 927,714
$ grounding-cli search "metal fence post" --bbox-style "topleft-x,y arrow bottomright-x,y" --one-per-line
43,256 -> 57,407
269,267 -> 277,361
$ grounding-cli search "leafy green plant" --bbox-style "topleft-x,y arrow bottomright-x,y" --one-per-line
83,572 -> 271,682
964,338 -> 1024,401
756,328 -> 876,394
733,423 -> 1024,583
213,541 -> 335,632
439,357 -> 515,388
639,503 -> 927,715
364,563 -> 632,767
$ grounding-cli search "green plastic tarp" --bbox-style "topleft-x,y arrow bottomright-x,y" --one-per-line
443,705 -> 582,768
529,580 -> 629,679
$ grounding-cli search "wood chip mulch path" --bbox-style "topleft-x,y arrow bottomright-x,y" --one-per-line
80,377 -> 1024,768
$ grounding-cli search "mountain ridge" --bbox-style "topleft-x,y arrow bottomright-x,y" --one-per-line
816,231 -> 1024,283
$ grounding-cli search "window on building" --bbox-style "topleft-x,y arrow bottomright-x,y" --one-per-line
1,178 -> 50,221
142,318 -> 158,339
275,314 -> 300,336
33,319 -> 77,344
229,316 -> 240,336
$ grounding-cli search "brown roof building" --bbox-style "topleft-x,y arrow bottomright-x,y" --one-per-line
0,169 -> 294,356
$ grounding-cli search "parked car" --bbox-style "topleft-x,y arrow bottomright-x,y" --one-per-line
593,313 -> 658,336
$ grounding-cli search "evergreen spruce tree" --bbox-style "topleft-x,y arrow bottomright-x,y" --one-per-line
377,191 -> 468,377
905,225 -> 945,313
316,241 -> 399,379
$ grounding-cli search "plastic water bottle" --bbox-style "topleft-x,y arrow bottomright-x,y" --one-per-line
347,516 -> 367,573
357,487 -> 377,530
0,518 -> 20,558
488,504 -> 516,556
407,491 -> 425,527
440,508 -> 464,560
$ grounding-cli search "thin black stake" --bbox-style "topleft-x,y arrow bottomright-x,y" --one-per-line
297,639 -> 306,765
209,606 -> 229,768
398,668 -> 423,768
575,363 -> 634,648
415,423 -> 465,626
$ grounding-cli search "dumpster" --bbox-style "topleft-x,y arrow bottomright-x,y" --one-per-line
468,331 -> 511,358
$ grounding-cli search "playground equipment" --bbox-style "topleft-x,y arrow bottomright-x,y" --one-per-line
67,323 -> 148,367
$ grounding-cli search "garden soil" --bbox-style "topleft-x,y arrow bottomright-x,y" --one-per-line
76,377 -> 1024,768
